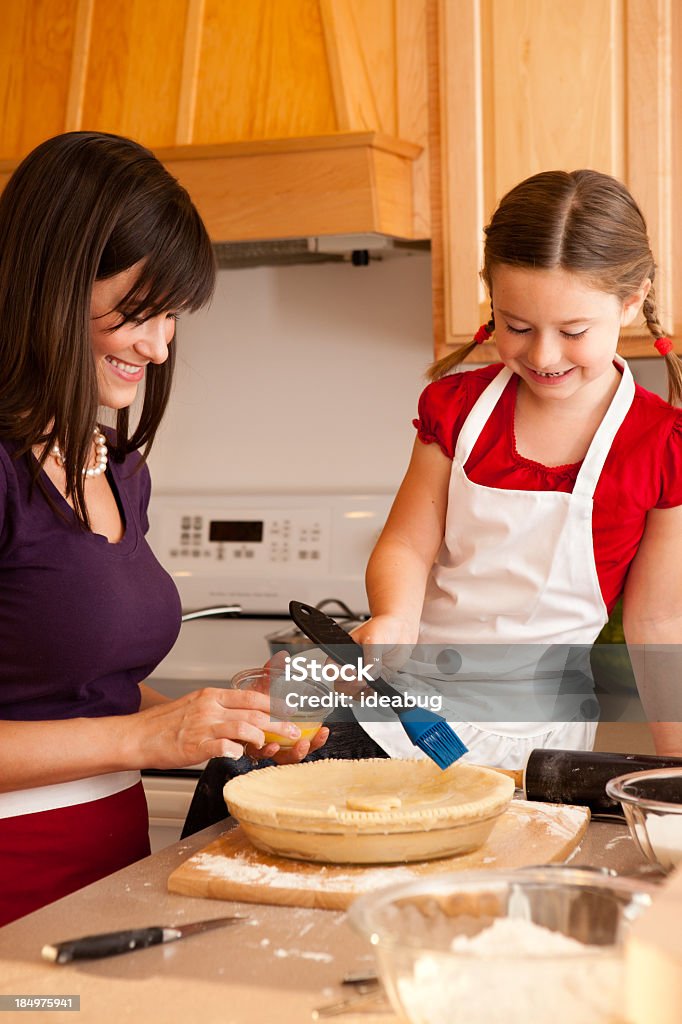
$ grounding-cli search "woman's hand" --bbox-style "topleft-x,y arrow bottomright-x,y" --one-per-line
235,651 -> 331,764
243,725 -> 330,765
132,687 -> 302,767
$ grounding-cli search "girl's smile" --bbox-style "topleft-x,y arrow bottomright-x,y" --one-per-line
524,365 -> 576,386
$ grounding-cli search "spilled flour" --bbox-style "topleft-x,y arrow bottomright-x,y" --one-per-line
512,804 -> 587,841
273,948 -> 333,962
190,851 -> 417,892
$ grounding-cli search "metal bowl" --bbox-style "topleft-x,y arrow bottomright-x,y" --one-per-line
348,867 -> 653,1024
266,598 -> 364,656
606,767 -> 682,872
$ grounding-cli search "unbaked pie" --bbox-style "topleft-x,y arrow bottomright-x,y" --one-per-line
224,758 -> 514,864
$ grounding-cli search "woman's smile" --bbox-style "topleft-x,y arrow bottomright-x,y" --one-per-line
104,354 -> 146,382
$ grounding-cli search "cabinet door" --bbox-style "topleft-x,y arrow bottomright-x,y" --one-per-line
431,0 -> 681,361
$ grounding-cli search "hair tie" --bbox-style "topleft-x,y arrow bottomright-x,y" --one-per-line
473,323 -> 493,344
654,336 -> 673,356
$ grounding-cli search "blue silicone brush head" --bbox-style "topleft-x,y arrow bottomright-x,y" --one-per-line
399,709 -> 469,769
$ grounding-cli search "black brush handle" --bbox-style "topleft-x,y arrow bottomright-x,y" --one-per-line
288,601 -> 364,661
288,601 -> 402,703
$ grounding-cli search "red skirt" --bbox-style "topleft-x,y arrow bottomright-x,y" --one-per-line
0,781 -> 150,927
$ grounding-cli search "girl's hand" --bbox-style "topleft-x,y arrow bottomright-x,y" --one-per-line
132,687 -> 302,767
351,614 -> 418,671
351,614 -> 418,647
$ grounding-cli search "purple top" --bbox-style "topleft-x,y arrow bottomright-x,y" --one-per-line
0,438 -> 181,721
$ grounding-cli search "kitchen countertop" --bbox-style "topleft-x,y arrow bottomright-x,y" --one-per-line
0,814 -> 657,1024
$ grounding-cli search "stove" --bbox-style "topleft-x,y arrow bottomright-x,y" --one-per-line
142,491 -> 392,848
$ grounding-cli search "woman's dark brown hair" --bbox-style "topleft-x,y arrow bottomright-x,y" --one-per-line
0,131 -> 216,527
430,169 -> 682,405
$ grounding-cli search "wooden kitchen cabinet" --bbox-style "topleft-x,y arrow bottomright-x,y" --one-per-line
430,0 -> 682,362
0,0 -> 430,240
3,0 -> 681,361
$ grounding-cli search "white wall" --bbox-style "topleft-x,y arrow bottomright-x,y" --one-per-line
148,253 -> 433,494
147,250 -> 669,495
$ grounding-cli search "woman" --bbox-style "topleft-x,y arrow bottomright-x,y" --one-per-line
0,131 -> 320,926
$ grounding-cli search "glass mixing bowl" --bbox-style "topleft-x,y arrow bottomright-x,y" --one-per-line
606,767 -> 682,872
348,867 -> 653,1024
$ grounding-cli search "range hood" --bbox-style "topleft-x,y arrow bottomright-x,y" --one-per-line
212,235 -> 430,269
155,132 -> 429,252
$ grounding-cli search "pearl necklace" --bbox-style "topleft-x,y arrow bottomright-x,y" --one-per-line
51,427 -> 108,478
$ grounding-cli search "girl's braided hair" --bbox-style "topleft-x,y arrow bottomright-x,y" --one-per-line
430,169 -> 682,405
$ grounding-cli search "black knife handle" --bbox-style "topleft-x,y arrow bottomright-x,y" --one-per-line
43,927 -> 166,963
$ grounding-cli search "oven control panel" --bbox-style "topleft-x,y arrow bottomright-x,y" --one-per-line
147,492 -> 393,613
164,508 -> 329,567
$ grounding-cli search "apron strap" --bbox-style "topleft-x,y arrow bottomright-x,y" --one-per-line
453,358 -> 635,501
572,356 -> 635,498
454,366 -> 514,464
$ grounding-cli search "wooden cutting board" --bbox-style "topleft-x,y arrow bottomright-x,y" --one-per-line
168,800 -> 589,910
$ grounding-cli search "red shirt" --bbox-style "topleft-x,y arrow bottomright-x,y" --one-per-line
413,364 -> 682,614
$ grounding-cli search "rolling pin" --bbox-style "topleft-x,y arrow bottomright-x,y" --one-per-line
523,749 -> 682,814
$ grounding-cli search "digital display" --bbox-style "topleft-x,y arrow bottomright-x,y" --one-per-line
209,520 -> 264,543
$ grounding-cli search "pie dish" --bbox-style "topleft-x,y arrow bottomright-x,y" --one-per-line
223,759 -> 514,864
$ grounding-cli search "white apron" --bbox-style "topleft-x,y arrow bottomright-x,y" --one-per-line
358,358 -> 635,769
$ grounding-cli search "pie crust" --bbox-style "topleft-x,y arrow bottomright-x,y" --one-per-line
223,759 -> 514,864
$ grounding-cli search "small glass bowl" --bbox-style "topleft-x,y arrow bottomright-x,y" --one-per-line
606,767 -> 682,872
348,867 -> 653,1024
230,666 -> 332,747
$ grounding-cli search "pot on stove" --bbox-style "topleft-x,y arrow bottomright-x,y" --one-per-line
266,599 -> 366,656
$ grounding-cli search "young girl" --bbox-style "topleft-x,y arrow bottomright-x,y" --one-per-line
0,132 -> 321,926
353,169 -> 682,769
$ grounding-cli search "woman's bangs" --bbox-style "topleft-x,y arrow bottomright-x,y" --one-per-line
111,205 -> 215,325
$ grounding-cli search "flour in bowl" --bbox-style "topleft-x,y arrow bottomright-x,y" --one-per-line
635,813 -> 682,869
395,917 -> 622,1024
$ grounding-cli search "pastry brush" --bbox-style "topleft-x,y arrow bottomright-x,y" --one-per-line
288,601 -> 467,770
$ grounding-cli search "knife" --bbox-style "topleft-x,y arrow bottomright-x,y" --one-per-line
41,915 -> 247,963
